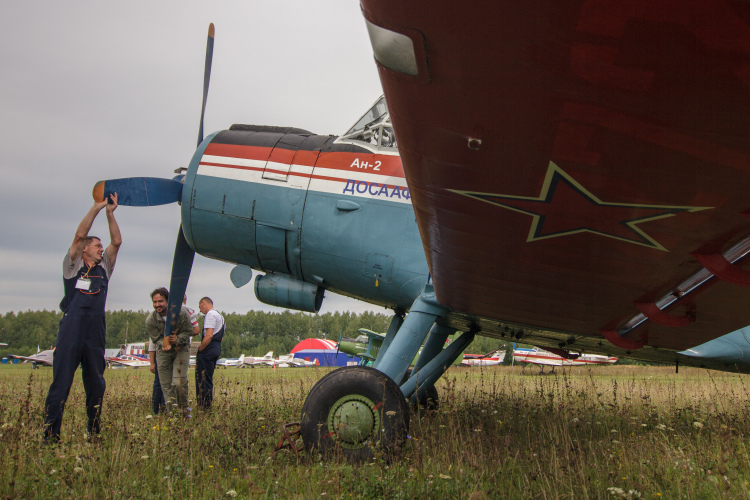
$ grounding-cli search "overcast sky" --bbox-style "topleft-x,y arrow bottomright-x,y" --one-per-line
0,1 -> 391,316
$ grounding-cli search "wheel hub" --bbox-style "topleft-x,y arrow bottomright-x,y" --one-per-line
329,395 -> 380,447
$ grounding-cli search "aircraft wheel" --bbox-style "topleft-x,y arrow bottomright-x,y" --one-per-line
404,368 -> 439,411
301,366 -> 408,462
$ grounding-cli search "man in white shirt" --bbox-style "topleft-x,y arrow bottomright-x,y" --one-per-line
196,297 -> 225,409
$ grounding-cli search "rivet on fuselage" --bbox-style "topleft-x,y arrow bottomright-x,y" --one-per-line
467,137 -> 482,150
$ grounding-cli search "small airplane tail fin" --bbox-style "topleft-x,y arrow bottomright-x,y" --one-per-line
264,351 -> 273,358
239,354 -> 245,364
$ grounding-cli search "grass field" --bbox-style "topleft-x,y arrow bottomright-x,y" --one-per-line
1,363 -> 750,499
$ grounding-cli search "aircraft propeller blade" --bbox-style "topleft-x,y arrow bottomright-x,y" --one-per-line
91,23 -> 214,343
197,23 -> 215,147
92,177 -> 183,206
164,224 -> 196,338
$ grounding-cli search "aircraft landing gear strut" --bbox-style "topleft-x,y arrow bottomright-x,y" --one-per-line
300,285 -> 472,461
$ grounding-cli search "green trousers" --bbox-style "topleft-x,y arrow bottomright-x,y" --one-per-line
155,346 -> 190,413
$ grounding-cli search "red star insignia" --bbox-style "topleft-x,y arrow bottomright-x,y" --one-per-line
449,162 -> 712,251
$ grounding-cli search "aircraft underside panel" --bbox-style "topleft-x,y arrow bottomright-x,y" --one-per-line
361,0 -> 750,352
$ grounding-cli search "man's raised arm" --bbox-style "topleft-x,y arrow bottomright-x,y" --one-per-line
69,199 -> 108,261
105,193 -> 121,267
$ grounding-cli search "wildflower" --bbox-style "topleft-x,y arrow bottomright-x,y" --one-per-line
74,467 -> 83,473
226,490 -> 238,498
141,455 -> 150,460
606,487 -> 625,497
386,411 -> 396,416
610,429 -> 618,434
50,470 -> 57,475
641,424 -> 647,428
146,415 -> 153,419
572,418 -> 580,423
656,424 -> 666,430
439,474 -> 451,479
692,421 -> 704,429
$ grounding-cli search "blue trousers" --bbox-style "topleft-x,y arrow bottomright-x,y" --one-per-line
195,342 -> 220,409
43,313 -> 106,441
152,358 -> 165,414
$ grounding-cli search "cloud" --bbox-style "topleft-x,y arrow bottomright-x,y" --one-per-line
0,1 -> 392,316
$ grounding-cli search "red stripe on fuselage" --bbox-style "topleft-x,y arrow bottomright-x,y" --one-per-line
204,142 -> 405,178
199,159 -> 406,190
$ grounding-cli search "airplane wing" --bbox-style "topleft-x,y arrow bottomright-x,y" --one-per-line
360,1 -> 750,366
7,351 -> 54,367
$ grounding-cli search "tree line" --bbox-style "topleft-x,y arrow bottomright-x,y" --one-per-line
0,309 -> 508,360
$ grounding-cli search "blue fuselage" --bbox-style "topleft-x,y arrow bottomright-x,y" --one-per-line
180,126 -> 428,311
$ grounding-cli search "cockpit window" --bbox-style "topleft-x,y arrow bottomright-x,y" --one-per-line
339,95 -> 397,149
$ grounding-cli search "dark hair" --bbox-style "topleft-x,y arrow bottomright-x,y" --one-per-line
151,287 -> 169,301
199,297 -> 213,306
83,236 -> 101,247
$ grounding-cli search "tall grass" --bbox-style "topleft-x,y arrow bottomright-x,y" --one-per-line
1,364 -> 749,498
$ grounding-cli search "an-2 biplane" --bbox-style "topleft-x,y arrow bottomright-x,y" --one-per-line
94,1 -> 750,461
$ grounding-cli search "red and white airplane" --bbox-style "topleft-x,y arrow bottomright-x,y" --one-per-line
514,347 -> 617,372
461,350 -> 507,367
106,343 -> 150,368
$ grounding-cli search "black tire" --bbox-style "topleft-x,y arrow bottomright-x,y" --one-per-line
404,368 -> 439,411
300,366 -> 409,462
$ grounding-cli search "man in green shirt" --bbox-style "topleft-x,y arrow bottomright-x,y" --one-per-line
145,287 -> 196,414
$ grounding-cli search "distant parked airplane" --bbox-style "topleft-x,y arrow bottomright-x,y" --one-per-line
106,343 -> 150,368
217,354 -> 246,368
242,352 -> 318,368
514,347 -> 617,373
461,349 -> 507,367
7,350 -> 55,368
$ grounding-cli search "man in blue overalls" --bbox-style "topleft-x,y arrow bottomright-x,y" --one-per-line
43,193 -> 121,443
196,297 -> 224,409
